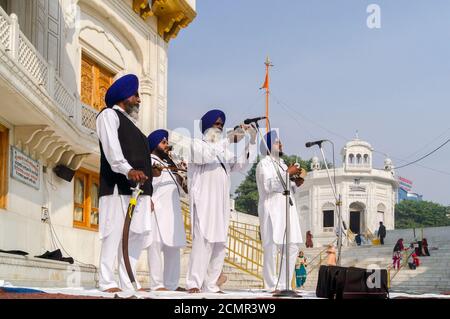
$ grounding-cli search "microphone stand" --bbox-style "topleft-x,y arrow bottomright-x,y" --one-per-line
253,121 -> 300,298
316,141 -> 343,266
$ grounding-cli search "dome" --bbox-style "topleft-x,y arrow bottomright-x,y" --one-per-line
311,156 -> 320,171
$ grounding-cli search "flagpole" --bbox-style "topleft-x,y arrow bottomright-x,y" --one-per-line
264,56 -> 273,134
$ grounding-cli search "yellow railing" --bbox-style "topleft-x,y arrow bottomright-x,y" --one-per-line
181,199 -> 264,284
386,248 -> 414,288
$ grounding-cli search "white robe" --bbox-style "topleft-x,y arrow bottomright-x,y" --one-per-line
256,155 -> 302,291
185,137 -> 256,291
145,154 -> 186,248
256,155 -> 302,245
145,154 -> 186,290
96,105 -> 152,291
187,138 -> 256,243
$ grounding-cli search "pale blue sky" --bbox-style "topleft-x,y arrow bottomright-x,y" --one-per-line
167,0 -> 450,205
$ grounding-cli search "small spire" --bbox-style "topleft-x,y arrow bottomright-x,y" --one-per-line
265,56 -> 273,67
355,130 -> 359,140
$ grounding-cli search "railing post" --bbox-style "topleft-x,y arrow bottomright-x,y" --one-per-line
8,13 -> 19,59
47,61 -> 55,98
74,97 -> 82,128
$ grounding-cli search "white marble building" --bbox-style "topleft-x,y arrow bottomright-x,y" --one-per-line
0,0 -> 196,286
295,138 -> 399,246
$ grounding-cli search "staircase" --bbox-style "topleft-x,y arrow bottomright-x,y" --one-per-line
302,241 -> 450,294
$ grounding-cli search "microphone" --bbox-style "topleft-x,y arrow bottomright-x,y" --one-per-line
305,140 -> 327,148
243,116 -> 266,125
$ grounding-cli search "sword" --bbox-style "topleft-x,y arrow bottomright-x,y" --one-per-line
122,183 -> 143,290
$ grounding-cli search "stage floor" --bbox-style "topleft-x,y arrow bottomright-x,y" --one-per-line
1,284 -> 450,299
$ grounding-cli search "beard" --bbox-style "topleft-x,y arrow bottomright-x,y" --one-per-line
204,127 -> 222,143
270,149 -> 284,157
124,101 -> 140,121
154,146 -> 168,160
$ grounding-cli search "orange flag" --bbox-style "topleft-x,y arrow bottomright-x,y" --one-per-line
260,71 -> 269,90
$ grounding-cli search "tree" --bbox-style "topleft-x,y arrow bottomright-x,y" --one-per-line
395,200 -> 450,229
234,155 -> 312,216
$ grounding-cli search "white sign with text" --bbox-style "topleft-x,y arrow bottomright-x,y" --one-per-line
11,147 -> 41,190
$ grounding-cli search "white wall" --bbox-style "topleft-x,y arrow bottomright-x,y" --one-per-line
0,0 -> 170,270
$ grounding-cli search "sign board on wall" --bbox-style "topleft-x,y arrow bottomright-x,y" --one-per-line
10,147 -> 40,190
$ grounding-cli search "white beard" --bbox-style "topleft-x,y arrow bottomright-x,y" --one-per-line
126,105 -> 140,122
204,128 -> 222,143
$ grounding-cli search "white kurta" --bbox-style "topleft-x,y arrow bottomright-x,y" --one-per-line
188,138 -> 256,243
186,137 -> 256,291
145,154 -> 186,290
256,155 -> 302,290
96,105 -> 152,291
256,155 -> 303,245
146,154 -> 186,248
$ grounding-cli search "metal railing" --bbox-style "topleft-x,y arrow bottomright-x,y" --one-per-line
0,6 -> 97,136
386,248 -> 416,288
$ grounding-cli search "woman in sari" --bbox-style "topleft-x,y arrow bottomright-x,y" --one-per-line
392,238 -> 405,270
295,251 -> 307,289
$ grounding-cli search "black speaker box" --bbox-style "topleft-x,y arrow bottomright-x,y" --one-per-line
316,265 -> 389,299
53,165 -> 75,182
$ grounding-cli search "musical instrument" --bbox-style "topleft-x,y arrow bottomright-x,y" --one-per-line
227,123 -> 257,143
152,147 -> 188,194
289,163 -> 307,187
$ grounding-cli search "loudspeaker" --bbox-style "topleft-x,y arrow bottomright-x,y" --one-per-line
53,165 -> 75,182
316,265 -> 389,299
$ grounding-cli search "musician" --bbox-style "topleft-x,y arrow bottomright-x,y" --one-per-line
185,109 -> 257,293
144,129 -> 187,291
255,130 -> 304,292
96,74 -> 153,292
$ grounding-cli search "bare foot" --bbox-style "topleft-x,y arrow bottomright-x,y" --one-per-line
103,287 -> 122,293
176,287 -> 187,292
138,288 -> 150,292
156,287 -> 169,291
188,288 -> 201,294
216,274 -> 228,287
216,290 -> 225,294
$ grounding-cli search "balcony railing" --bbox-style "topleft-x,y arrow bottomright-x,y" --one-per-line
0,7 -> 98,136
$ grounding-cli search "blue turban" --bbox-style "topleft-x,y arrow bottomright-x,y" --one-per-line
147,129 -> 168,152
105,74 -> 139,108
200,109 -> 226,134
261,130 -> 279,154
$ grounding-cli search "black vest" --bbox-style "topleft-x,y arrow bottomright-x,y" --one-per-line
98,108 -> 153,197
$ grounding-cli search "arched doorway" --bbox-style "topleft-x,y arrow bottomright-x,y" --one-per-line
349,202 -> 366,234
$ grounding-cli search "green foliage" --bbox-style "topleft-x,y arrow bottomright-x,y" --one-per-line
395,200 -> 450,229
234,155 -> 312,216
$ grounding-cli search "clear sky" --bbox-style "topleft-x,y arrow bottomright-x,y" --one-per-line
167,0 -> 450,205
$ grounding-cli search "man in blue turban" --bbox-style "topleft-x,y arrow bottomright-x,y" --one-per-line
96,74 -> 153,292
104,74 -> 141,120
144,129 -> 186,291
255,130 -> 305,292
185,109 -> 257,293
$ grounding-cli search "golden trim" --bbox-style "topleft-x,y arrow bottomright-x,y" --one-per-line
133,0 -> 197,42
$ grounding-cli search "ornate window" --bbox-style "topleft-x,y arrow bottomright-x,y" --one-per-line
364,154 -> 369,164
81,53 -> 115,111
73,168 -> 99,231
322,202 -> 335,232
356,154 -> 362,164
349,154 -> 354,164
323,211 -> 334,229
0,124 -> 8,209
